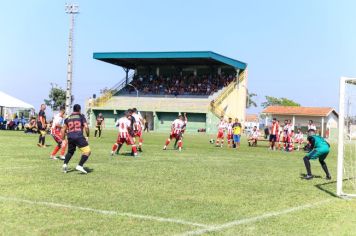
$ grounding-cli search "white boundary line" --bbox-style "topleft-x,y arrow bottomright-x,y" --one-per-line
178,199 -> 333,236
0,196 -> 208,228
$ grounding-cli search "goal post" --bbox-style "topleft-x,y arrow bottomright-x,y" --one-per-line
337,77 -> 356,197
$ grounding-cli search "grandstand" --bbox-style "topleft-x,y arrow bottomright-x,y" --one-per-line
88,51 -> 248,133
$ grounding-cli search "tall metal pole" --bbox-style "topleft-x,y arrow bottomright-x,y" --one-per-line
65,4 -> 79,116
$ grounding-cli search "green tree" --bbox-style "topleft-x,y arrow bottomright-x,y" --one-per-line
44,85 -> 66,111
246,93 -> 257,108
261,96 -> 300,108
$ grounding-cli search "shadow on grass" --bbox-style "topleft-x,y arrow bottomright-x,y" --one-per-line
314,180 -> 338,198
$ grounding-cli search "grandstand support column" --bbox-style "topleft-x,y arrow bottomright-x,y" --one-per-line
237,69 -> 247,123
156,67 -> 160,76
321,117 -> 325,137
124,68 -> 130,85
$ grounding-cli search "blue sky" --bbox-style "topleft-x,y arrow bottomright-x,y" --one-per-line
1,0 -> 356,114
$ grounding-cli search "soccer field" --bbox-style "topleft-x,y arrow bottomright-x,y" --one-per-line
0,130 -> 355,235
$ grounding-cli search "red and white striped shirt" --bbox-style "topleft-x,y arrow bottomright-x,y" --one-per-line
217,121 -> 226,133
226,122 -> 233,135
132,113 -> 143,131
51,113 -> 64,134
270,122 -> 279,135
172,119 -> 185,134
116,117 -> 131,138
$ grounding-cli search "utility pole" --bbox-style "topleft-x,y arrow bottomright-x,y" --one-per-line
65,3 -> 79,115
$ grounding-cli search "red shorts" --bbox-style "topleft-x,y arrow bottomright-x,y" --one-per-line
51,130 -> 63,144
170,133 -> 181,140
116,135 -> 134,145
134,130 -> 142,138
217,131 -> 224,139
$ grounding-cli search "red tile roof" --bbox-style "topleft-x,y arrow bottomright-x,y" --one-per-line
262,106 -> 337,117
245,114 -> 259,122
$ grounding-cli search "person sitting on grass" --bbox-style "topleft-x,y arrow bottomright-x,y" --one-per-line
248,126 -> 260,147
302,134 -> 331,180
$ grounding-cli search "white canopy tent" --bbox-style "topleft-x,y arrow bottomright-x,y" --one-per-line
0,91 -> 35,119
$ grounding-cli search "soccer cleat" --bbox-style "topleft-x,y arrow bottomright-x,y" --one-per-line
111,151 -> 115,156
59,156 -> 65,160
163,146 -> 167,150
37,143 -> 42,147
50,155 -> 58,160
303,175 -> 313,180
75,165 -> 87,174
178,147 -> 182,152
133,153 -> 138,157
62,164 -> 68,173
326,175 -> 332,180
138,147 -> 142,152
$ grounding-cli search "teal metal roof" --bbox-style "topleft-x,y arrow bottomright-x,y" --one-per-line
93,51 -> 247,70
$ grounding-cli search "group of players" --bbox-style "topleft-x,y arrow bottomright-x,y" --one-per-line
36,103 -> 188,174
268,118 -> 311,152
215,116 -> 243,148
35,103 -> 330,180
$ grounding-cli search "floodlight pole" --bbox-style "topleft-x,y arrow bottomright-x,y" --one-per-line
128,84 -> 139,108
65,3 -> 79,116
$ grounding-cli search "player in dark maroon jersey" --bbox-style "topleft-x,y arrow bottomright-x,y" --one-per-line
37,104 -> 47,147
61,104 -> 91,174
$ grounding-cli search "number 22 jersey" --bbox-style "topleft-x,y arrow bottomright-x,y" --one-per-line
64,112 -> 87,139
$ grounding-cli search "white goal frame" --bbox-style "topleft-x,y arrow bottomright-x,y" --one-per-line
337,76 -> 356,197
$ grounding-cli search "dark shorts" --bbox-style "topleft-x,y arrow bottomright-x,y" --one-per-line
68,136 -> 90,154
37,122 -> 46,131
269,134 -> 277,142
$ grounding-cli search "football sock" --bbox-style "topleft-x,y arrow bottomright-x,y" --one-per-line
78,155 -> 89,166
165,139 -> 170,146
41,136 -> 45,146
51,146 -> 60,156
64,153 -> 73,165
319,159 -> 330,177
98,129 -> 101,137
303,156 -> 312,176
38,135 -> 41,144
132,145 -> 137,154
94,130 -> 97,137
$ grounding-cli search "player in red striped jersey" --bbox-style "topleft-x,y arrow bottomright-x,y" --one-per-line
111,111 -> 138,157
131,108 -> 144,152
216,116 -> 226,147
226,118 -> 233,148
269,118 -> 279,150
50,106 -> 67,160
163,114 -> 185,151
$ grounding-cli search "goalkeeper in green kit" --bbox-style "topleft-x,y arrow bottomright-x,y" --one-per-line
303,135 -> 331,180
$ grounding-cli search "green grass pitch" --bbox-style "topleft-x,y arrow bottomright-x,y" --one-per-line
0,130 -> 355,235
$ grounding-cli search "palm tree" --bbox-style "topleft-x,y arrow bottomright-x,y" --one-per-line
246,93 -> 257,108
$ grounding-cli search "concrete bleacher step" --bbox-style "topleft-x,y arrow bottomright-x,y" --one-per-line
104,96 -> 210,113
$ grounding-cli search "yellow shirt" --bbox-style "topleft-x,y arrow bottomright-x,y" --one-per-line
233,126 -> 241,135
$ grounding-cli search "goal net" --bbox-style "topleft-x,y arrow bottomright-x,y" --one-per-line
337,77 -> 356,197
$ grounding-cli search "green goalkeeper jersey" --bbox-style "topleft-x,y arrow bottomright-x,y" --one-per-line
308,135 -> 330,151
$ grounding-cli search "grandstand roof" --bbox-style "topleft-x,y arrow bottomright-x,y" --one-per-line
262,106 -> 338,117
93,51 -> 247,70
